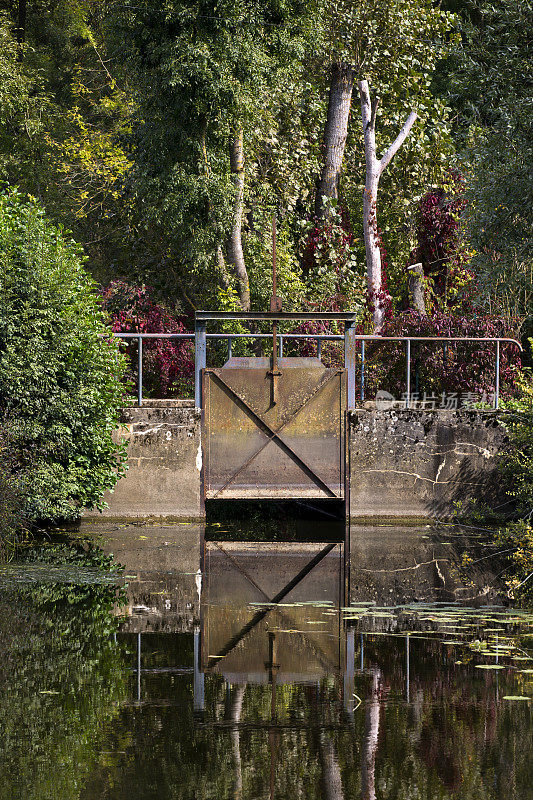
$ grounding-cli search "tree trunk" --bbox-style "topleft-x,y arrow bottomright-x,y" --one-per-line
225,684 -> 246,799
16,0 -> 27,54
358,80 -> 417,331
318,733 -> 344,800
227,129 -> 250,311
315,63 -> 355,220
407,262 -> 427,314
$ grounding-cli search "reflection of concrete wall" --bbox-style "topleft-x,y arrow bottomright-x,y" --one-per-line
349,524 -> 503,606
85,401 -> 202,520
349,409 -> 506,520
91,523 -> 202,632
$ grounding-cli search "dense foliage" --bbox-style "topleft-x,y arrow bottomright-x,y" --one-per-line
0,190 -> 126,521
440,0 -> 533,318
0,440 -> 25,559
102,281 -> 194,397
496,376 -> 533,602
371,310 -> 520,401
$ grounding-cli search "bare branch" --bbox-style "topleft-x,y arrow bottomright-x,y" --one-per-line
378,110 -> 417,174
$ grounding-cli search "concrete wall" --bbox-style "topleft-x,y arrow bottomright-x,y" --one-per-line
87,403 -> 508,522
85,401 -> 202,521
349,408 -> 507,520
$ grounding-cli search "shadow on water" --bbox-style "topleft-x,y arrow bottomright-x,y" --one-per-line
0,520 -> 532,800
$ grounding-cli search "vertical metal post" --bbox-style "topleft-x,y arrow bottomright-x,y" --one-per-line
360,340 -> 365,403
406,634 -> 410,703
344,321 -> 356,409
406,339 -> 411,408
494,340 -> 500,410
317,338 -> 322,361
360,632 -> 364,670
137,336 -> 143,407
228,337 -> 233,360
195,320 -> 207,408
194,625 -> 205,712
279,335 -> 283,358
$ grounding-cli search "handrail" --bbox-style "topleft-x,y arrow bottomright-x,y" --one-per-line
112,330 -> 522,409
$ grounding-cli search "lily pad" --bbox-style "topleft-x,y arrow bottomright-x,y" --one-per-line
502,696 -> 530,701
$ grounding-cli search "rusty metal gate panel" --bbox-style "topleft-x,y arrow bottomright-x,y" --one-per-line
203,357 -> 346,500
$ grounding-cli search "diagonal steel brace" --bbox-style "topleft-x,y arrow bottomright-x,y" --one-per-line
207,369 -> 343,498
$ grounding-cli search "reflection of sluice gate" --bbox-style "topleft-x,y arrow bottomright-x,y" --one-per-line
127,540 -> 415,800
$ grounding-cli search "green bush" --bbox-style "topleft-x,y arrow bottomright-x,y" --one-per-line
497,372 -> 533,602
501,373 -> 533,517
0,449 -> 25,559
0,189 -> 126,521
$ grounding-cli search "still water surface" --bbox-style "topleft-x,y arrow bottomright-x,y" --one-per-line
0,522 -> 531,800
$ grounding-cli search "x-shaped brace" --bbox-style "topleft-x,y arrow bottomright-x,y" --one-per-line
206,368 -> 343,498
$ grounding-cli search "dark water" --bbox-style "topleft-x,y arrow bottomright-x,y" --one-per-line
0,522 -> 531,800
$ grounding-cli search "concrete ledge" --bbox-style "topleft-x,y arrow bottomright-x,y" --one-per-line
87,404 -> 203,520
349,409 -> 507,520
124,399 -> 195,408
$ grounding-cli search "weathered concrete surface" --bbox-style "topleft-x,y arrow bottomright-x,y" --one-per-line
82,522 -> 202,632
87,403 -> 509,521
349,409 -> 507,520
85,401 -> 202,521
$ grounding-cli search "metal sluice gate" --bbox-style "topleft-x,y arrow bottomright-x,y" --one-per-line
203,354 -> 346,501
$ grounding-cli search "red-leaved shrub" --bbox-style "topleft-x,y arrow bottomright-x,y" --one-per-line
102,281 -> 194,398
366,311 -> 521,403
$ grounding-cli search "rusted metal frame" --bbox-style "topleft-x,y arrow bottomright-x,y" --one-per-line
207,370 -> 340,498
268,217 -> 282,404
207,541 -> 338,668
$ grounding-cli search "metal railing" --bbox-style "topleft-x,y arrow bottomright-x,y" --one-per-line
114,311 -> 522,410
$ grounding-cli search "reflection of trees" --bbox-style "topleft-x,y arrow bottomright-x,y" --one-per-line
361,669 -> 380,800
224,684 -> 246,799
318,732 -> 344,800
5,593 -> 530,800
0,581 -> 127,800
73,628 -> 533,800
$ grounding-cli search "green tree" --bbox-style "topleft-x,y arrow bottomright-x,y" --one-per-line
0,188 -> 126,521
111,0 -> 457,316
0,1 -> 135,281
440,0 -> 533,318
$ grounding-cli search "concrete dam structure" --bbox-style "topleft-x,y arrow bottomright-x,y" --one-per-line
85,311 -> 517,523
88,402 -> 507,522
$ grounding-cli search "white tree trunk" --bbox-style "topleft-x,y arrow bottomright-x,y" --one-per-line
227,129 -> 251,311
358,80 -> 417,330
226,683 -> 246,799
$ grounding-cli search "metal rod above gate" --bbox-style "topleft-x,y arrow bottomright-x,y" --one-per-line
194,311 -> 357,410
